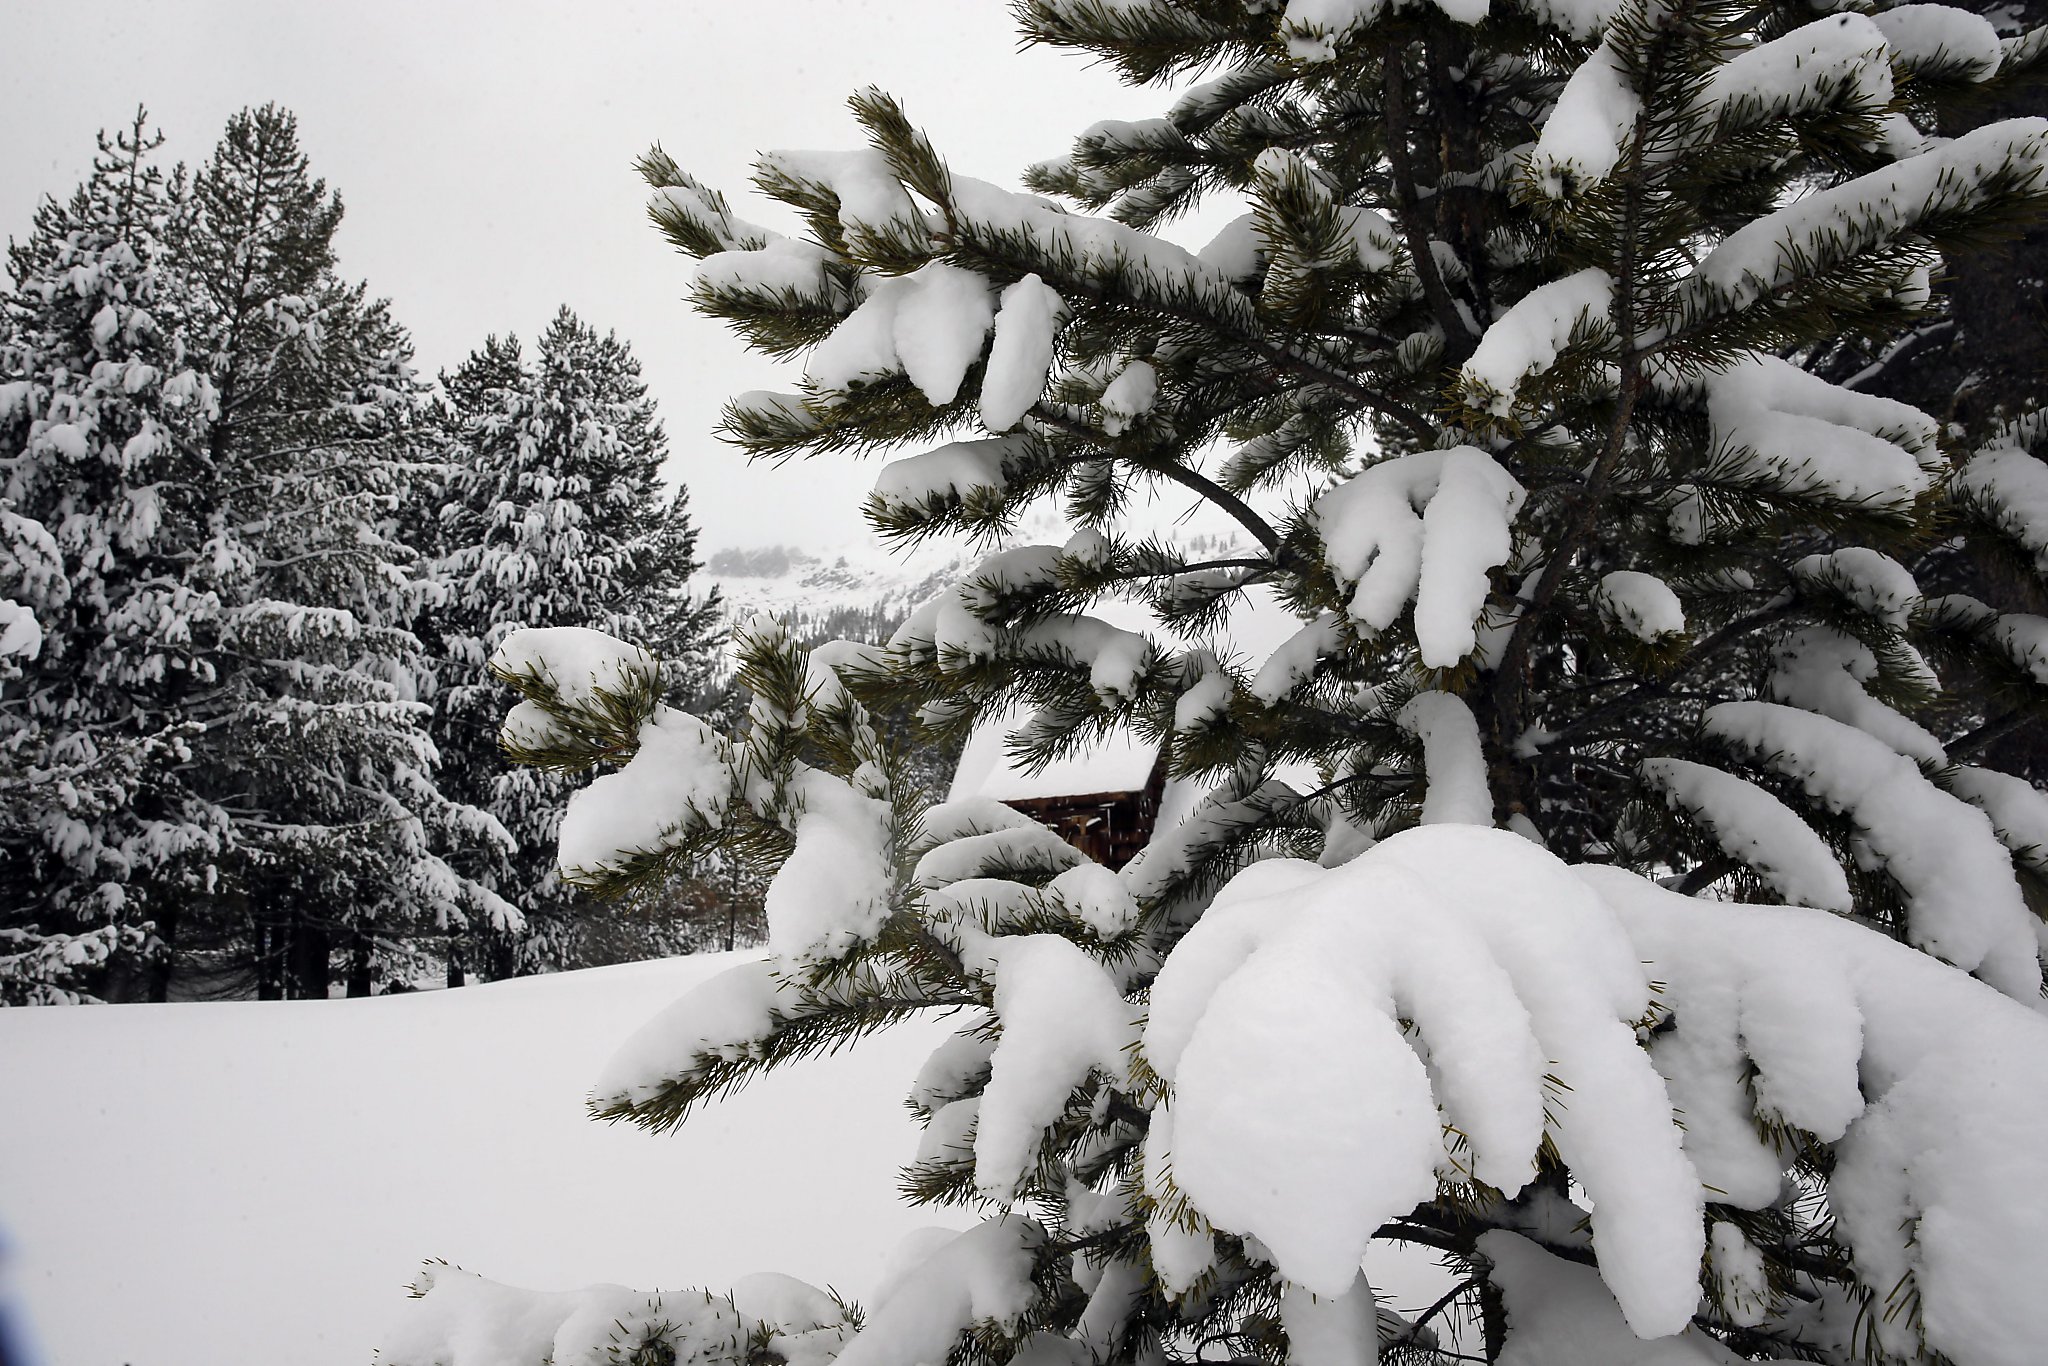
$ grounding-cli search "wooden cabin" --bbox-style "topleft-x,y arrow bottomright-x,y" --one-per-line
948,717 -> 1169,871
945,585 -> 1307,871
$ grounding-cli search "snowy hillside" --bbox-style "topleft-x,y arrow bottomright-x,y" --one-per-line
0,958 -> 959,1366
704,536 -> 981,639
701,497 -> 1272,644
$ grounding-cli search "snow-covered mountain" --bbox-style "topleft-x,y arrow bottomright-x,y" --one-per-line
701,498 -> 1271,647
703,535 -> 981,641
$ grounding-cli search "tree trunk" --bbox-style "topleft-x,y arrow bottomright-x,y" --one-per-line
287,920 -> 331,1000
145,897 -> 180,1003
345,928 -> 373,997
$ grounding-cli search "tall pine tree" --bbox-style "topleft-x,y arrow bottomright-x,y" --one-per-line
0,111 -> 221,1004
428,307 -> 718,979
174,103 -> 510,999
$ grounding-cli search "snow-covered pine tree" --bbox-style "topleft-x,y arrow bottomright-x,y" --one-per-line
0,111 -> 221,1005
0,107 -> 509,1003
167,104 -> 511,999
427,308 -> 718,979
391,4 -> 2048,1364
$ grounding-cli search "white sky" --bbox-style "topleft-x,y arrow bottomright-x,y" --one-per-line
0,1 -> 1179,551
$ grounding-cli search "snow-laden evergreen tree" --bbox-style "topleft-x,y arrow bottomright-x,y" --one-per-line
172,103 -> 513,998
428,308 -> 718,978
0,112 -> 221,1005
0,108 -> 507,1003
391,4 -> 2048,1363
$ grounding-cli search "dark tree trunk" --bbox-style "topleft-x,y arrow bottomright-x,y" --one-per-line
287,920 -> 331,1000
256,920 -> 284,1001
144,897 -> 179,1003
345,928 -> 373,997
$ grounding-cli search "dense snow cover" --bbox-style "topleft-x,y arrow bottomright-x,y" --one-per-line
1702,14 -> 1895,135
1588,870 -> 2048,1366
1461,268 -> 1613,410
1595,570 -> 1686,642
1702,353 -> 1942,509
1313,447 -> 1526,666
1149,828 -> 1704,1336
1138,825 -> 2048,1359
1529,41 -> 1638,190
1694,119 -> 2048,309
1705,701 -> 2043,1001
980,275 -> 1067,431
554,707 -> 733,875
808,263 -> 995,406
1956,443 -> 2048,571
1638,756 -> 1852,910
0,958 -> 959,1366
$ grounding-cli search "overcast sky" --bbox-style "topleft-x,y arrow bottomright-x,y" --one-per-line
0,1 -> 1181,551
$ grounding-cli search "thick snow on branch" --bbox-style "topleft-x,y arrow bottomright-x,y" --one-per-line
1945,764 -> 2048,875
1313,447 -> 1526,667
762,769 -> 896,966
1398,692 -> 1493,825
1529,41 -> 1639,192
491,626 -> 656,714
871,435 -> 1033,516
1704,353 -> 1942,509
1249,611 -> 1345,702
975,934 -> 1139,1198
1047,860 -> 1143,938
1595,570 -> 1686,641
1704,701 -> 2042,1001
832,1217 -> 1043,1366
1956,443 -> 2048,571
1870,3 -> 2004,81
0,600 -> 43,661
914,823 -> 1085,890
592,958 -> 788,1111
1695,118 -> 2048,309
1985,615 -> 2048,693
1701,14 -> 1894,129
1793,546 -> 1920,627
758,148 -> 923,241
808,263 -> 995,405
379,1264 -> 805,1366
980,274 -> 1067,432
1098,359 -> 1158,434
1585,869 -> 2048,1366
947,174 -> 1252,324
1478,1231 -> 1742,1365
1147,827 -> 1702,1336
1639,756 -> 1852,910
695,236 -> 839,299
1768,625 -> 1946,765
555,707 -> 732,875
1461,268 -> 1614,412
1278,1273 -> 1381,1366
892,555 -> 1157,703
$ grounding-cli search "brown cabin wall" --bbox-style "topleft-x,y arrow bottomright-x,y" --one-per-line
998,752 -> 1171,872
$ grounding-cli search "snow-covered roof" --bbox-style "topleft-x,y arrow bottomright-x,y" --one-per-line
949,586 -> 1310,805
950,719 -> 1159,803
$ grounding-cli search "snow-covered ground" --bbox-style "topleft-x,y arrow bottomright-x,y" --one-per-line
3,949 -> 1463,1366
0,957 -> 959,1366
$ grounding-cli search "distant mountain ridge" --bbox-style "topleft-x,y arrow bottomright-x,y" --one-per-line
705,510 -> 1263,643
704,536 -> 982,645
